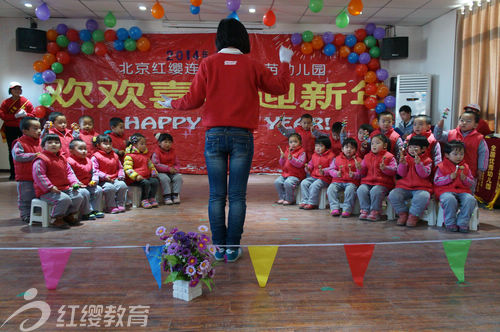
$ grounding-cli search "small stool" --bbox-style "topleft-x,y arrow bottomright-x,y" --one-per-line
127,186 -> 142,208
437,201 -> 479,231
296,187 -> 328,209
29,199 -> 51,227
386,198 -> 437,225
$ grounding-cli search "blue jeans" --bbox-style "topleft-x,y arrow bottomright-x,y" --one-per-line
204,127 -> 254,246
357,184 -> 389,212
274,175 -> 300,202
327,182 -> 358,212
439,192 -> 476,228
388,188 -> 430,217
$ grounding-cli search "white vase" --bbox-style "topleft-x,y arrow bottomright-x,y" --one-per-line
172,280 -> 202,301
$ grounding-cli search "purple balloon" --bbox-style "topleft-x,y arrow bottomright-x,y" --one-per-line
373,27 -> 385,40
86,19 -> 98,32
67,41 -> 80,54
365,23 -> 376,35
56,23 -> 68,35
376,68 -> 389,81
226,0 -> 241,12
384,95 -> 396,108
42,70 -> 56,83
322,32 -> 334,44
359,52 -> 371,64
35,3 -> 50,21
291,33 -> 302,46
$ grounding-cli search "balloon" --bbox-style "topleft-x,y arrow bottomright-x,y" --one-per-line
369,46 -> 380,58
336,10 -> 349,28
365,23 -> 376,35
151,2 -> 165,19
56,35 -> 69,48
92,29 -> 105,42
81,41 -> 95,55
353,42 -> 366,54
322,32 -> 334,44
333,33 -> 345,47
94,42 -> 107,56
51,62 -> 63,74
114,40 -> 125,51
375,103 -> 386,114
300,42 -> 313,55
42,70 -> 56,83
136,37 -> 151,52
309,0 -> 324,13
339,46 -> 350,58
104,29 -> 117,42
302,30 -> 313,43
227,0 -> 241,12
190,5 -> 201,15
354,29 -> 367,41
124,38 -> 137,51
348,0 -> 363,16
364,35 -> 376,48
291,33 -> 302,46
359,52 -> 371,64
66,29 -> 79,42
34,106 -> 47,118
364,71 -> 377,83
35,3 -> 50,21
263,9 -> 276,27
345,34 -> 356,47
39,93 -> 53,107
191,0 -> 202,5
371,118 -> 379,129
33,60 -> 48,73
129,26 -> 142,40
86,19 -> 98,32
227,11 -> 239,20
373,27 -> 385,39
311,35 -> 324,50
104,11 -> 117,28
46,42 -> 60,55
348,52 -> 359,64
56,51 -> 70,65
42,53 -> 56,66
355,64 -> 368,77
323,43 -> 336,56
384,95 -> 396,108
376,84 -> 389,98
367,58 -> 380,71
364,96 -> 378,110
56,24 -> 68,35
46,29 -> 58,41
67,41 -> 80,55
32,72 -> 44,85
116,28 -> 129,41
79,29 -> 92,41
365,83 -> 377,95
376,68 -> 389,81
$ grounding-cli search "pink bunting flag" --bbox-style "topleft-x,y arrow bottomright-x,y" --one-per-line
344,244 -> 375,287
38,248 -> 72,290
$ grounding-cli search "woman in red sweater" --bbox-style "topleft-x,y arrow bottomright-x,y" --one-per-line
159,18 -> 292,263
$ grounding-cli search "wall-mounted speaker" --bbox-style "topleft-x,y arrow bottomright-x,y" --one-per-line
16,28 -> 47,53
380,37 -> 408,60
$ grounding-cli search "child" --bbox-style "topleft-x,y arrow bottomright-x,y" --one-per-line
329,121 -> 343,156
395,105 -> 414,140
463,103 -> 492,137
41,112 -> 74,158
72,115 -> 99,156
124,133 -> 160,209
370,111 -> 403,160
326,137 -> 362,217
108,117 -> 127,161
12,117 -> 42,223
151,133 -> 183,205
67,139 -> 104,220
404,115 -> 441,167
342,123 -> 373,158
91,134 -> 128,214
434,141 -> 476,233
357,134 -> 397,221
32,134 -> 85,229
299,136 -> 334,210
274,133 -> 306,205
388,135 -> 432,227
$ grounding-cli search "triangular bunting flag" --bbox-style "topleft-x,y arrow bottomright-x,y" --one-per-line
442,240 -> 471,283
143,245 -> 164,289
248,246 -> 279,287
344,244 -> 375,287
38,248 -> 72,290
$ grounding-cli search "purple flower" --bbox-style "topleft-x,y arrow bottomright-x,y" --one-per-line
199,260 -> 210,271
208,268 -> 215,278
189,278 -> 199,287
199,234 -> 210,243
197,241 -> 207,251
155,226 -> 166,237
185,265 -> 196,276
172,264 -> 183,272
169,227 -> 178,235
167,242 -> 179,255
173,231 -> 186,241
187,256 -> 198,266
187,232 -> 197,238
181,248 -> 190,257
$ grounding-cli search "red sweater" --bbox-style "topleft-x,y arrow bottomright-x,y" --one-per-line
77,129 -> 98,156
476,119 -> 492,136
447,127 -> 484,176
91,150 -> 123,181
360,150 -> 396,189
371,127 -> 400,156
109,132 -> 126,154
151,146 -> 179,173
48,127 -> 73,158
355,137 -> 370,159
33,151 -> 71,197
171,51 -> 290,130
329,134 -> 342,156
280,146 -> 306,180
0,96 -> 34,127
67,155 -> 96,185
123,146 -> 157,184
405,130 -> 438,164
12,135 -> 41,181
396,154 -> 433,193
295,127 -> 315,161
328,153 -> 362,186
434,159 -> 473,199
307,150 -> 335,183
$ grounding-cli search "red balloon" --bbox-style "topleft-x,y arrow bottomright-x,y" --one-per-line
367,58 -> 380,71
263,9 -> 276,27
34,106 -> 48,118
56,51 -> 70,65
355,29 -> 367,41
66,29 -> 79,42
364,96 -> 378,110
333,33 -> 345,47
94,42 -> 107,56
365,83 -> 377,95
47,42 -> 60,55
355,64 -> 368,77
104,29 -> 117,42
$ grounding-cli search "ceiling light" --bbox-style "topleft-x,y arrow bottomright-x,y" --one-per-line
24,3 -> 33,7
138,5 -> 147,11
249,8 -> 256,13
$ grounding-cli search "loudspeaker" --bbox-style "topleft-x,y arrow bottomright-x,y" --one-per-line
16,28 -> 47,53
380,37 -> 408,60
389,77 -> 397,92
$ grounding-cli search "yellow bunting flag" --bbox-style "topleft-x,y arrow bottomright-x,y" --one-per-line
248,246 -> 279,287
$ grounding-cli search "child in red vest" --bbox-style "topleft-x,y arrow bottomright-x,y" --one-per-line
434,140 -> 476,233
299,136 -> 334,210
91,134 -> 128,214
12,117 -> 42,223
370,111 -> 403,160
405,115 -> 441,167
151,133 -> 183,205
124,133 -> 159,209
72,115 -> 99,156
357,134 -> 397,221
388,135 -> 433,227
463,103 -> 492,136
108,117 -> 126,162
41,112 -> 74,158
327,137 -> 362,217
329,121 -> 343,156
32,134 -> 85,229
67,139 -> 104,220
274,133 -> 306,205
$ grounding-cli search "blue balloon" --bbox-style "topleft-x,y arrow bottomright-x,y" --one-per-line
375,103 -> 387,114
114,39 -> 124,51
227,11 -> 239,20
116,28 -> 129,41
347,52 -> 359,64
190,5 -> 200,14
79,29 -> 92,41
345,34 -> 357,47
323,43 -> 336,56
32,72 -> 44,85
128,26 -> 142,40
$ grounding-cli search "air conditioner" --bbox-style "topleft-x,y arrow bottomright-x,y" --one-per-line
395,74 -> 431,125
162,20 -> 266,31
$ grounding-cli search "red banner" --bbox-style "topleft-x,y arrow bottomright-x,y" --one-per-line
48,33 -> 370,174
475,137 -> 500,208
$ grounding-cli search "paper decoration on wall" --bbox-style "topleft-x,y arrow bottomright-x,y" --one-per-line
143,245 -> 164,289
38,248 -> 72,290
344,244 -> 374,287
248,246 -> 279,287
442,240 -> 471,283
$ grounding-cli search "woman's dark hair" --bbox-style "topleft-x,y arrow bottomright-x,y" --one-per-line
156,133 -> 173,143
342,137 -> 358,150
127,133 -> 145,146
289,133 -> 302,143
315,135 -> 331,150
371,134 -> 391,151
215,18 -> 250,54
408,135 -> 429,148
41,133 -> 61,147
93,134 -> 112,147
443,140 -> 465,155
48,112 -> 65,122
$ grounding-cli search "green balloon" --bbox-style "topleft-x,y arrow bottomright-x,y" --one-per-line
51,62 -> 63,74
302,30 -> 313,43
104,11 -> 116,28
309,0 -> 323,13
81,41 -> 94,55
336,11 -> 349,29
56,35 -> 69,48
39,93 -> 52,107
364,36 -> 376,48
124,38 -> 136,51
92,29 -> 104,42
369,46 -> 380,58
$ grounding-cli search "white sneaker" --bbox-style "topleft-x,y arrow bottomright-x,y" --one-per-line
173,195 -> 180,204
164,198 -> 173,205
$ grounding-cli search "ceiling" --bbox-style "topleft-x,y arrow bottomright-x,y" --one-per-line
0,0 -> 465,27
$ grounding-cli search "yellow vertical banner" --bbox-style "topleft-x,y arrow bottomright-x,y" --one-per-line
248,246 -> 279,288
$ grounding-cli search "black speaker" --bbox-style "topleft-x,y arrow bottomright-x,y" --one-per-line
389,77 -> 397,92
16,28 -> 47,53
380,37 -> 408,60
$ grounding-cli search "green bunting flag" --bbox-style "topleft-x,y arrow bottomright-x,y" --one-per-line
442,240 -> 471,283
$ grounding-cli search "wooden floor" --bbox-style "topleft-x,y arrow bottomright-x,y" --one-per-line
1,174 -> 500,331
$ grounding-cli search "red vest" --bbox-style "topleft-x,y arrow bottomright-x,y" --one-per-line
371,127 -> 400,155
67,155 -> 92,185
476,119 -> 491,136
13,135 -> 41,181
405,130 -> 437,163
434,159 -> 472,199
396,155 -> 433,193
92,150 -> 121,180
34,151 -> 70,197
109,132 -> 126,153
332,153 -> 362,186
78,129 -> 98,156
355,136 -> 370,159
48,127 -> 73,158
310,150 -> 335,183
447,128 -> 483,177
295,127 -> 315,161
361,150 -> 395,189
281,146 -> 306,180
154,146 -> 177,166
329,134 -> 341,156
125,149 -> 152,184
